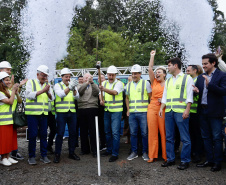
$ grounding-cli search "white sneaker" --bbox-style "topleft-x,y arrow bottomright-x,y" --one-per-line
0,158 -> 12,166
8,157 -> 18,164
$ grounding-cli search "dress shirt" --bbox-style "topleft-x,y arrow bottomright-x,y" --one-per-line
54,81 -> 79,99
161,72 -> 194,104
26,78 -> 54,101
201,69 -> 216,105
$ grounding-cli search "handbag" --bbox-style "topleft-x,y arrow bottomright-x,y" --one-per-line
13,102 -> 27,127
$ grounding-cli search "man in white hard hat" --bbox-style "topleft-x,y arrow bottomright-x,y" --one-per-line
99,65 -> 124,162
53,68 -> 80,163
25,65 -> 54,165
0,60 -> 27,160
126,64 -> 152,161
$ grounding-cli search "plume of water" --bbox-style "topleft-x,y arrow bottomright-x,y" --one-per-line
158,0 -> 214,66
19,0 -> 85,79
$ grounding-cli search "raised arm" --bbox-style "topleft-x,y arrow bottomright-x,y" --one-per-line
148,50 -> 156,84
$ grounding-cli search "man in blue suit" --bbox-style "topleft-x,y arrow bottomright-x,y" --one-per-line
193,53 -> 226,172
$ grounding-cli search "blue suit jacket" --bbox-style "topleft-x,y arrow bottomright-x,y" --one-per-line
195,68 -> 226,118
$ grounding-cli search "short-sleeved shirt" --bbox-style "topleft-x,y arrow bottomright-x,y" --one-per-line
0,91 -> 17,106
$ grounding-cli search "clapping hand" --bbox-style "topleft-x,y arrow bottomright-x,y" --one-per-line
12,83 -> 19,92
43,84 -> 50,93
202,75 -> 209,87
20,79 -> 28,87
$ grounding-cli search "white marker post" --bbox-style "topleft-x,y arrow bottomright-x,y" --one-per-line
95,116 -> 101,176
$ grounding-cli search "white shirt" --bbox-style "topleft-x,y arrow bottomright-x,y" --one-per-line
26,79 -> 55,101
54,81 -> 79,99
0,91 -> 17,106
218,58 -> 226,72
102,79 -> 124,96
161,72 -> 194,104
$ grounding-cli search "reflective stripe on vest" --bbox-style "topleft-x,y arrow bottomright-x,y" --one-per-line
190,78 -> 198,113
104,81 -> 123,112
0,92 -> 13,125
165,74 -> 188,113
25,80 -> 49,115
127,79 -> 149,112
55,82 -> 76,113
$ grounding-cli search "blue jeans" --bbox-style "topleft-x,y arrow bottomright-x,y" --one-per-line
200,108 -> 223,164
104,111 -> 122,156
27,115 -> 48,158
165,111 -> 191,163
55,112 -> 77,155
129,112 -> 148,154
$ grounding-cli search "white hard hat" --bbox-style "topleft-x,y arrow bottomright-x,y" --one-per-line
37,65 -> 49,76
0,61 -> 12,69
0,72 -> 9,80
154,66 -> 167,73
107,65 -> 117,74
60,68 -> 71,76
131,64 -> 142,73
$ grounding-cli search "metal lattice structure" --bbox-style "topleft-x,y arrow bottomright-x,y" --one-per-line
54,65 -> 168,78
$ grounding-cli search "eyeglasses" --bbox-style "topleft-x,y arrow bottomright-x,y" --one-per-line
39,73 -> 48,78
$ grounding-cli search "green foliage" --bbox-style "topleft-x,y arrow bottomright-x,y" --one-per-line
0,0 -> 27,82
91,28 -> 138,67
0,0 -> 226,79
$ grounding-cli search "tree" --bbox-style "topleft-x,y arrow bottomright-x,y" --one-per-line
0,0 -> 28,82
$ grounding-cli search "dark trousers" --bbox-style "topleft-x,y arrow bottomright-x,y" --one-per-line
189,113 -> 204,157
78,108 -> 98,154
47,112 -> 56,148
55,112 -> 77,155
200,108 -> 223,164
27,115 -> 48,158
98,105 -> 106,147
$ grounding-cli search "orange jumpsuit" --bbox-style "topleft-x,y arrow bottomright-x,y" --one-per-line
147,79 -> 167,160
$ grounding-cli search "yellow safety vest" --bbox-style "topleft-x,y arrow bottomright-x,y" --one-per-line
55,82 -> 76,113
190,78 -> 198,113
0,91 -> 14,125
165,74 -> 189,113
127,79 -> 149,113
104,81 -> 123,112
51,101 -> 56,115
9,90 -> 17,113
25,79 -> 49,115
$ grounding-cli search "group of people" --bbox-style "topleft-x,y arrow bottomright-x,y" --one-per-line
0,50 -> 226,173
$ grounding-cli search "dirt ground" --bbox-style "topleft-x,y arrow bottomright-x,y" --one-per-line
1,136 -> 226,185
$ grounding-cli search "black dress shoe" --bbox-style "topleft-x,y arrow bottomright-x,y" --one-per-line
211,164 -> 221,172
161,161 -> 175,167
69,153 -> 80,161
196,161 -> 214,167
53,154 -> 60,163
109,155 -> 118,162
177,162 -> 189,170
101,151 -> 111,157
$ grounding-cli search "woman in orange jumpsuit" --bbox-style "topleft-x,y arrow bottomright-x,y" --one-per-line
147,50 -> 167,162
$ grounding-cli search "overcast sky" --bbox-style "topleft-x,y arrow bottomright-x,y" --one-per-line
217,0 -> 226,16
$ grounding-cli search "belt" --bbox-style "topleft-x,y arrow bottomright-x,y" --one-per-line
201,104 -> 208,109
